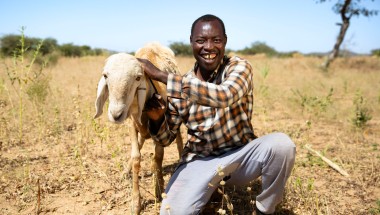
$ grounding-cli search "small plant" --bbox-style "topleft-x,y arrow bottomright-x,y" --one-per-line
351,91 -> 372,128
5,27 -> 49,143
51,105 -> 63,136
258,64 -> 270,97
369,199 -> 380,214
292,87 -> 334,115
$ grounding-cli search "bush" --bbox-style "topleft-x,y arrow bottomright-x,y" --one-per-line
238,42 -> 277,56
169,42 -> 193,56
59,43 -> 83,57
1,34 -> 104,58
371,49 -> 380,57
0,34 -> 58,57
352,92 -> 372,128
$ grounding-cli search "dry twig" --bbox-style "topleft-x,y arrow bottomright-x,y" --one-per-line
305,144 -> 349,177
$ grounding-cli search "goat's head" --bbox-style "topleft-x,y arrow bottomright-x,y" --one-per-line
94,53 -> 146,124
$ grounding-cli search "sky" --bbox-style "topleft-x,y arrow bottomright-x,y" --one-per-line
1,0 -> 379,54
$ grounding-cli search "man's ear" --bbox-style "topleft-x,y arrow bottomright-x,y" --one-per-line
190,36 -> 196,50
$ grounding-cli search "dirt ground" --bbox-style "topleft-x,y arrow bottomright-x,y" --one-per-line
0,55 -> 379,214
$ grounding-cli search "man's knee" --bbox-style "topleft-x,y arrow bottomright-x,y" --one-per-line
270,132 -> 295,153
263,132 -> 296,165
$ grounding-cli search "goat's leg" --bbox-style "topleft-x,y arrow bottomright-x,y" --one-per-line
129,127 -> 142,214
152,141 -> 164,201
126,134 -> 145,175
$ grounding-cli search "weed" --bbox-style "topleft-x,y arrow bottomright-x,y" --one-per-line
25,74 -> 50,104
369,199 -> 380,214
291,87 -> 334,116
288,176 -> 326,214
257,64 -> 270,97
4,27 -> 49,143
51,105 -> 63,136
351,91 -> 372,128
372,143 -> 379,151
91,118 -> 110,146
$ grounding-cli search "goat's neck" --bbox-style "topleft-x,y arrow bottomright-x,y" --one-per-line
145,76 -> 157,100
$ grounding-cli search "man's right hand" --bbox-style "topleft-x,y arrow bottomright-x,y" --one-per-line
144,93 -> 166,132
137,58 -> 169,84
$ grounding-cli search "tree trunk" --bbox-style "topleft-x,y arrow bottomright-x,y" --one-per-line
322,0 -> 352,69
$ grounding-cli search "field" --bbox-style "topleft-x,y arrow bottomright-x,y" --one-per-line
0,54 -> 379,215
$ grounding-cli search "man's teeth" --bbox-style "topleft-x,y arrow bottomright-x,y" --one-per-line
204,54 -> 216,59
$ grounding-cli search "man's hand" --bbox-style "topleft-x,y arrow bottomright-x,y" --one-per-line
137,58 -> 169,84
144,93 -> 166,133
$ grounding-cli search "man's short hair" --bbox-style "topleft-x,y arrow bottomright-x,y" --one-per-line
191,14 -> 227,37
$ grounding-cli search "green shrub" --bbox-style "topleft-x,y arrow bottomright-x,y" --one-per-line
0,34 -> 58,57
169,42 -> 193,56
26,75 -> 50,104
238,42 -> 277,56
292,87 -> 334,115
352,91 -> 372,128
371,49 -> 380,57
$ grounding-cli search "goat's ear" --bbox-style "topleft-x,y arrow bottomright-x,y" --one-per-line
136,78 -> 146,124
94,76 -> 109,119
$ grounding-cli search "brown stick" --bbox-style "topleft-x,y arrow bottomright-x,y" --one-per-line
36,178 -> 41,214
305,144 -> 349,177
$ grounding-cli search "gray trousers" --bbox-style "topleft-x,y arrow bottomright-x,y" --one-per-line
160,132 -> 296,215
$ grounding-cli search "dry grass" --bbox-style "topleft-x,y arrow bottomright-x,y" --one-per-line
0,55 -> 379,215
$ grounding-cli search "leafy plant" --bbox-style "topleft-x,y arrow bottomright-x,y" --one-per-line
239,42 -> 277,56
292,87 -> 334,115
258,64 -> 270,97
352,91 -> 372,128
371,48 -> 380,57
5,27 -> 49,142
169,42 -> 193,56
369,199 -> 380,214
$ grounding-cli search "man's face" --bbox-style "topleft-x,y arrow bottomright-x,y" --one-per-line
190,20 -> 227,73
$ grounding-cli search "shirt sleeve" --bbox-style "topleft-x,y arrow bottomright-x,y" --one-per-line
167,58 -> 253,108
149,100 -> 183,147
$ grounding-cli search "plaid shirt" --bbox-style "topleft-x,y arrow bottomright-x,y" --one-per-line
151,56 -> 256,163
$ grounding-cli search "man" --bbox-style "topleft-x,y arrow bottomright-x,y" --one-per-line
138,14 -> 296,215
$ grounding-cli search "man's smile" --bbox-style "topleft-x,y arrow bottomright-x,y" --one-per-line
201,53 -> 217,60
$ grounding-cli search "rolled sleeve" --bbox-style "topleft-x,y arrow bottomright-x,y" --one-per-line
149,116 -> 173,147
167,73 -> 184,99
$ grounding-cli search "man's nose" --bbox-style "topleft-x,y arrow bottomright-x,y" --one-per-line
204,40 -> 214,49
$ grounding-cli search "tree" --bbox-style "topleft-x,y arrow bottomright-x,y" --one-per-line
318,0 -> 378,69
169,42 -> 193,56
238,42 -> 277,56
59,43 -> 83,57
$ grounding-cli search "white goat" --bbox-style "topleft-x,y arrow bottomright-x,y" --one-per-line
94,42 -> 183,214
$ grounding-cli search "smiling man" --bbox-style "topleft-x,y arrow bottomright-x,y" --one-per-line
138,14 -> 296,215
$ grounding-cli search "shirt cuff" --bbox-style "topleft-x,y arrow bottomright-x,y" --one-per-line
148,115 -> 170,145
167,73 -> 184,99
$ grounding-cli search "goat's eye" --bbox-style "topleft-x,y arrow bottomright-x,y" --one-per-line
136,77 -> 141,81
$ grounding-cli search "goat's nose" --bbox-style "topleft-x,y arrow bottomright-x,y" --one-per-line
110,109 -> 123,120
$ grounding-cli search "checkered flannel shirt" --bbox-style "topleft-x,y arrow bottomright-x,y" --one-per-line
151,56 -> 256,163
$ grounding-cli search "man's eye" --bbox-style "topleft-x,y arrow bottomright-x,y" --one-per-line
196,40 -> 205,44
214,39 -> 222,43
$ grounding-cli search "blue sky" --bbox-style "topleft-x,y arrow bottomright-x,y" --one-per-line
1,0 -> 379,54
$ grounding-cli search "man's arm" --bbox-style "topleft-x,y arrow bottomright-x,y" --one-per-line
137,58 -> 169,84
168,57 -> 253,108
148,101 -> 183,147
137,58 -> 183,146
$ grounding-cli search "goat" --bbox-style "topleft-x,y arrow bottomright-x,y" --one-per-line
94,42 -> 183,214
